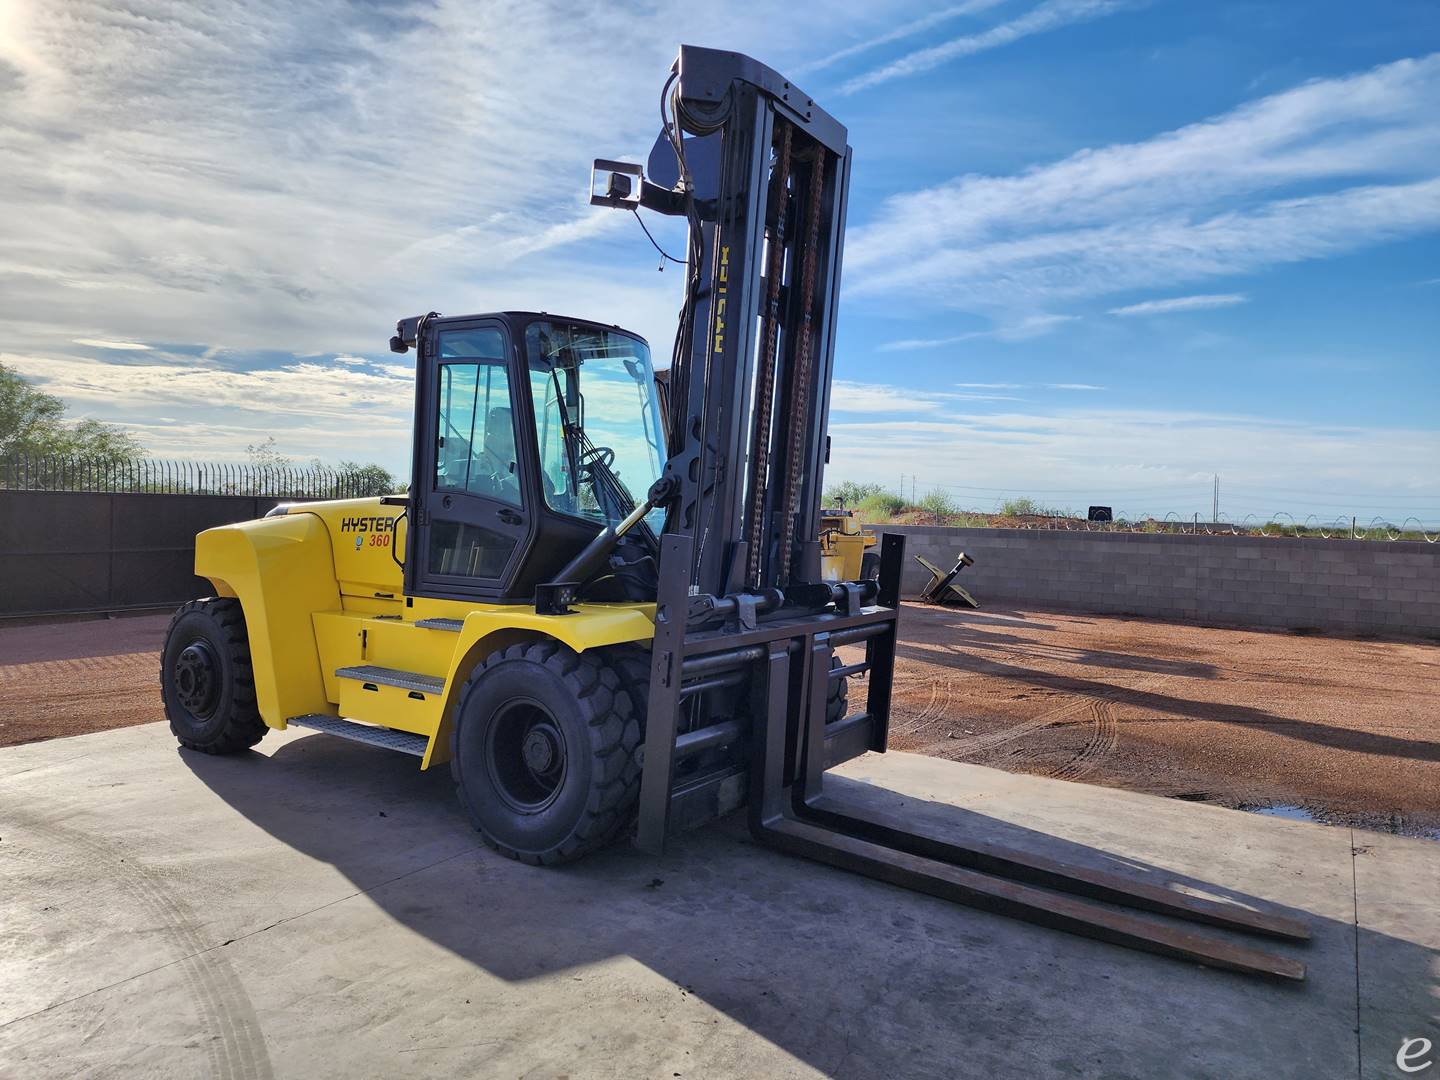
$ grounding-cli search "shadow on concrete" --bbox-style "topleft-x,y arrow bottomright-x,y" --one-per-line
895,640 -> 1440,765
179,736 -> 1435,1077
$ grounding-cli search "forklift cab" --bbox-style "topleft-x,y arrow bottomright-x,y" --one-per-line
392,311 -> 667,604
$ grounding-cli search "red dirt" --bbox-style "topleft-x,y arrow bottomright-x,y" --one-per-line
0,613 -> 169,747
5,605 -> 1438,836
840,603 -> 1440,835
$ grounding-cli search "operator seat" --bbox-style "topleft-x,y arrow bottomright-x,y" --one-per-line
482,406 -> 520,504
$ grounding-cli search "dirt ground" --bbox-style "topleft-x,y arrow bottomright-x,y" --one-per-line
849,604 -> 1440,838
3,604 -> 1437,837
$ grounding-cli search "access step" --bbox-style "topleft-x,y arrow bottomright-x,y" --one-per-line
287,714 -> 428,756
335,665 -> 445,695
414,618 -> 464,632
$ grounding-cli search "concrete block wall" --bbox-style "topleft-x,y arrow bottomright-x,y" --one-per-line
883,525 -> 1440,638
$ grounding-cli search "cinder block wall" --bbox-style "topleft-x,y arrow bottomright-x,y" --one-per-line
882,526 -> 1440,638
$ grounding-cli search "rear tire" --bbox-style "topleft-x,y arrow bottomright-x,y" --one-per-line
450,641 -> 644,866
827,654 -> 849,725
160,598 -> 268,754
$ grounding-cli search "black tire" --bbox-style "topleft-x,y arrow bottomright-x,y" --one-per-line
160,598 -> 268,755
827,654 -> 848,725
860,550 -> 881,581
450,640 -> 644,866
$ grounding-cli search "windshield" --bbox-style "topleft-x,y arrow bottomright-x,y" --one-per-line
525,320 -> 666,533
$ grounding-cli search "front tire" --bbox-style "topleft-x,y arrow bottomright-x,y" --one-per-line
160,598 -> 268,754
451,641 -> 643,866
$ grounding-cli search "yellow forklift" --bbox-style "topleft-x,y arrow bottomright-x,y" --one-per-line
819,506 -> 878,582
160,46 -> 1306,978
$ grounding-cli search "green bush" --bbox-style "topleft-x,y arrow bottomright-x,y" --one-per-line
825,480 -> 888,507
856,491 -> 906,521
918,487 -> 956,520
999,496 -> 1041,516
998,496 -> 1076,518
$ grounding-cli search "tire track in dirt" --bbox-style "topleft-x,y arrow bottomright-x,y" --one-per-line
914,671 -> 1171,759
888,668 -> 959,729
1046,700 -> 1119,782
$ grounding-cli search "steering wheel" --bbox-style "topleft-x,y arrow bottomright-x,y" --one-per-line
578,446 -> 616,476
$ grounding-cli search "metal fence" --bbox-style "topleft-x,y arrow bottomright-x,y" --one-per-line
0,455 -> 390,618
0,455 -> 376,498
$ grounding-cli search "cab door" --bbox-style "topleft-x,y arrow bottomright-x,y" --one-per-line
413,321 -> 532,599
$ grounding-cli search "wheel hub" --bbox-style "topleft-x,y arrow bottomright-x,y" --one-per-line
522,728 -> 557,773
487,702 -> 567,812
173,640 -> 220,718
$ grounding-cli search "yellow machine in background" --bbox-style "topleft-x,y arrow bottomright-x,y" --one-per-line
819,507 -> 878,582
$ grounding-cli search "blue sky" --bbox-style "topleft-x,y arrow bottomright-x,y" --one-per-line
1,0 -> 1437,523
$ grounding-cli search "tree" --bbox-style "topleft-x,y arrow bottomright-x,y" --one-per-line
0,362 -> 144,459
336,460 -> 398,496
245,436 -> 291,468
247,436 -> 398,496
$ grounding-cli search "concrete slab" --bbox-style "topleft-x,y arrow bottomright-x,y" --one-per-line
2,724 -> 1436,1079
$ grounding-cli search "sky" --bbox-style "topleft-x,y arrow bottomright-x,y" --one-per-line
1,0 -> 1437,524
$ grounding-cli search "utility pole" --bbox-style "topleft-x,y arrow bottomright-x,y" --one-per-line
1212,474 -> 1219,523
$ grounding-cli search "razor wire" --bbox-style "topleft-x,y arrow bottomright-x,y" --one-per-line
963,506 -> 1439,542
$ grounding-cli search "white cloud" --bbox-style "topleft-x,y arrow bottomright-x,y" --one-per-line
3,351 -> 414,423
1045,383 -> 1105,390
72,338 -> 151,350
332,355 -> 368,366
880,313 -> 1078,350
831,380 -> 1020,412
0,2 -> 896,362
848,55 -> 1440,310
798,0 -> 1006,75
0,1 -> 893,463
841,0 -> 1133,94
1108,293 -> 1248,317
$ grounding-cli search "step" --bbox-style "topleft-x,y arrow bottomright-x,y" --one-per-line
335,665 -> 445,695
414,618 -> 464,632
287,714 -> 428,756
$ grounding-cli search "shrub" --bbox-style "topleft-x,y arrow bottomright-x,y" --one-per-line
918,487 -> 956,521
856,491 -> 906,521
999,496 -> 1041,517
825,480 -> 888,508
998,496 -> 1075,518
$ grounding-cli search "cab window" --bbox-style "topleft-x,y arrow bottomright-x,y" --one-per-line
434,358 -> 520,508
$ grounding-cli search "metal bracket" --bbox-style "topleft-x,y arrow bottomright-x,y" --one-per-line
534,582 -> 579,615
